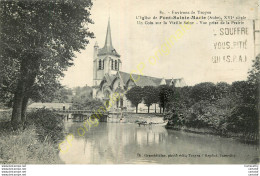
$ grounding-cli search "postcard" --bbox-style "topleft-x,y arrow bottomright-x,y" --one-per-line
0,0 -> 259,166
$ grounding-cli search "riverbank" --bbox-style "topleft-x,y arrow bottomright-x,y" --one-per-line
0,109 -> 64,164
165,124 -> 259,145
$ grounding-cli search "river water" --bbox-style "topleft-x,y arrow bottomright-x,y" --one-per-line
59,121 -> 258,164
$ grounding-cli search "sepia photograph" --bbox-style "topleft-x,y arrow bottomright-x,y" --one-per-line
0,0 -> 259,172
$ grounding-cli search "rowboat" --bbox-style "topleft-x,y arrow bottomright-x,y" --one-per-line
136,120 -> 168,127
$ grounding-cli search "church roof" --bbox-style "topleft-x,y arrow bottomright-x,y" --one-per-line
98,19 -> 120,57
99,71 -> 186,90
165,78 -> 186,87
119,71 -> 162,87
165,79 -> 172,85
104,74 -> 117,85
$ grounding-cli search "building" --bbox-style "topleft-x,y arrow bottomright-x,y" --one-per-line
92,19 -> 186,112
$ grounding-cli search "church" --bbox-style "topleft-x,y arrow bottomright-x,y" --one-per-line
92,20 -> 186,112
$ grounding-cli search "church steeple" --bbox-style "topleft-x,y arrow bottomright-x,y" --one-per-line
98,19 -> 120,57
104,18 -> 113,49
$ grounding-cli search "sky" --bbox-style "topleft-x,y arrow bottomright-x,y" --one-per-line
60,0 -> 260,88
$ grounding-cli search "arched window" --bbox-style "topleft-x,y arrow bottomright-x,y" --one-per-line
102,60 -> 104,69
115,60 -> 117,70
98,60 -> 102,70
120,98 -> 123,108
111,60 -> 114,70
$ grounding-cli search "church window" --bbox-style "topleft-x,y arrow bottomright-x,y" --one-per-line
120,98 -> 123,108
115,60 -> 117,70
111,60 -> 114,70
102,60 -> 104,69
98,59 -> 102,70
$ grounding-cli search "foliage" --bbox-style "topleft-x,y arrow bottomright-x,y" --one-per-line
72,85 -> 93,102
190,82 -> 216,102
0,126 -> 63,164
26,109 -> 64,143
0,0 -> 94,128
227,105 -> 258,135
0,110 -> 12,123
248,54 -> 260,84
158,85 -> 174,113
72,97 -> 104,110
52,87 -> 73,103
215,82 -> 230,100
0,109 -> 64,164
142,86 -> 158,113
125,86 -> 143,113
230,81 -> 258,105
165,55 -> 260,143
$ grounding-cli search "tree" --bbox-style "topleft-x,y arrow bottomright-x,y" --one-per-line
52,87 -> 73,103
190,82 -> 216,102
72,97 -> 104,110
247,54 -> 260,109
248,54 -> 260,84
227,105 -> 258,137
0,0 -> 94,129
125,86 -> 143,113
142,86 -> 158,113
230,81 -> 257,105
158,85 -> 174,113
215,82 -> 230,100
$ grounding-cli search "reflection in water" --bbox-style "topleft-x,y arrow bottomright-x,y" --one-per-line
59,122 -> 258,164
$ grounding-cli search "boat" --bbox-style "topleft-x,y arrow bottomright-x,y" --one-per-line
136,120 -> 168,127
149,121 -> 168,126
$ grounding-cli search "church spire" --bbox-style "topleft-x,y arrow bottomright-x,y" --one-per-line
98,18 -> 120,57
104,18 -> 113,49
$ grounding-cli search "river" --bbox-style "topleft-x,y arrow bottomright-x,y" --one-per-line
59,121 -> 258,164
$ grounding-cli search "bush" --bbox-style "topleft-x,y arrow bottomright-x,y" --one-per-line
227,105 -> 259,135
0,110 -> 11,123
26,109 -> 64,143
0,109 -> 64,164
0,126 -> 62,164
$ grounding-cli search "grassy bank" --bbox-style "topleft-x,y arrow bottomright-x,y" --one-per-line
0,109 -> 64,164
165,123 -> 259,145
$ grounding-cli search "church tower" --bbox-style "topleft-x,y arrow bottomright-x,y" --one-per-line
93,19 -> 122,87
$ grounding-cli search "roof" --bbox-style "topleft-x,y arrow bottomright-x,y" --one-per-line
119,71 -> 162,87
97,19 -> 120,57
99,71 -> 186,90
165,79 -> 172,85
165,78 -> 187,87
104,73 -> 116,85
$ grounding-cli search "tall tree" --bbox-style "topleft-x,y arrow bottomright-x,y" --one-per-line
142,86 -> 158,113
158,85 -> 174,113
125,86 -> 143,113
0,0 -> 94,129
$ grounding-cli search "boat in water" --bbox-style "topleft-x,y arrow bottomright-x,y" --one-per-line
135,120 -> 168,127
